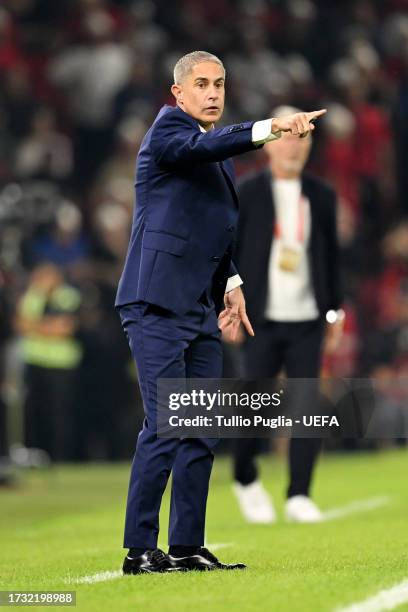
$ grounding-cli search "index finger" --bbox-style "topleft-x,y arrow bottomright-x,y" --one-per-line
218,309 -> 229,320
306,109 -> 327,121
241,312 -> 255,337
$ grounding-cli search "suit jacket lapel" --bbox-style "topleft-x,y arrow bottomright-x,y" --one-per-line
266,170 -> 276,241
260,169 -> 275,253
301,175 -> 317,255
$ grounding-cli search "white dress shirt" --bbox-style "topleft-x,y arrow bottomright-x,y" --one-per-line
264,178 -> 319,321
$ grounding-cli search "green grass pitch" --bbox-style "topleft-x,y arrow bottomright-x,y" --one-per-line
1,449 -> 408,611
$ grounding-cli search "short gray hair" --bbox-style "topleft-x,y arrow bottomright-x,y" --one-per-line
173,51 -> 225,84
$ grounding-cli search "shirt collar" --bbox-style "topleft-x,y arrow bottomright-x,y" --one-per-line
198,123 -> 214,133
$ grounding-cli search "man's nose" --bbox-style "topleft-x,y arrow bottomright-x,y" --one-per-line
208,87 -> 219,100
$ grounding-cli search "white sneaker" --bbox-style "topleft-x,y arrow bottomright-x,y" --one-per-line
233,480 -> 276,524
285,495 -> 323,523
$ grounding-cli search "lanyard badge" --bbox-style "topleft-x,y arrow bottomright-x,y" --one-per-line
274,195 -> 307,273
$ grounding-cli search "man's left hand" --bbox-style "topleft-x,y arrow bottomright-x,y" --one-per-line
218,286 -> 254,342
323,318 -> 344,355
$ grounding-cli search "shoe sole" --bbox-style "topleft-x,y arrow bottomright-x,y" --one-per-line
123,568 -> 187,575
178,566 -> 245,571
123,564 -> 246,574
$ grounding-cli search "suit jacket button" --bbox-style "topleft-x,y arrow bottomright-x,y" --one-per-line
210,256 -> 221,262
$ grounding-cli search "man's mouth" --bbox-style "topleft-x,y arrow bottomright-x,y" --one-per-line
205,106 -> 219,111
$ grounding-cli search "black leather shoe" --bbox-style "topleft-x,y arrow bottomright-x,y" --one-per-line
169,547 -> 247,571
123,548 -> 187,574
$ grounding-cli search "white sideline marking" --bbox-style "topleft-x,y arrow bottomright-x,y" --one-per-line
336,578 -> 408,612
322,496 -> 391,521
207,542 -> 233,552
65,542 -> 233,584
70,570 -> 123,584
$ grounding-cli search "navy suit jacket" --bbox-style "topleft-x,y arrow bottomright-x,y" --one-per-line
115,104 -> 261,315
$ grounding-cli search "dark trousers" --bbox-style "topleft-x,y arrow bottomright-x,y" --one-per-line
24,365 -> 77,461
119,295 -> 222,549
233,318 -> 324,498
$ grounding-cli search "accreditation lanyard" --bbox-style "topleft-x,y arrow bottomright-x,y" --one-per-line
274,194 -> 307,244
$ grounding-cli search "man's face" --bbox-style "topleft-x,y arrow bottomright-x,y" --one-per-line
171,61 -> 225,128
265,130 -> 312,177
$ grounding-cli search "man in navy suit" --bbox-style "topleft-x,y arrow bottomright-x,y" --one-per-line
115,50 -> 326,574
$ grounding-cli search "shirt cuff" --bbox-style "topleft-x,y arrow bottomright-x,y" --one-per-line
226,274 -> 243,293
325,308 -> 346,323
252,119 -> 281,145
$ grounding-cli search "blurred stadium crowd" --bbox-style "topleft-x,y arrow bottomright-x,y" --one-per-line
0,0 -> 408,464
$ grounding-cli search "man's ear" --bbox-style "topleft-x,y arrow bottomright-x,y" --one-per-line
171,83 -> 183,105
